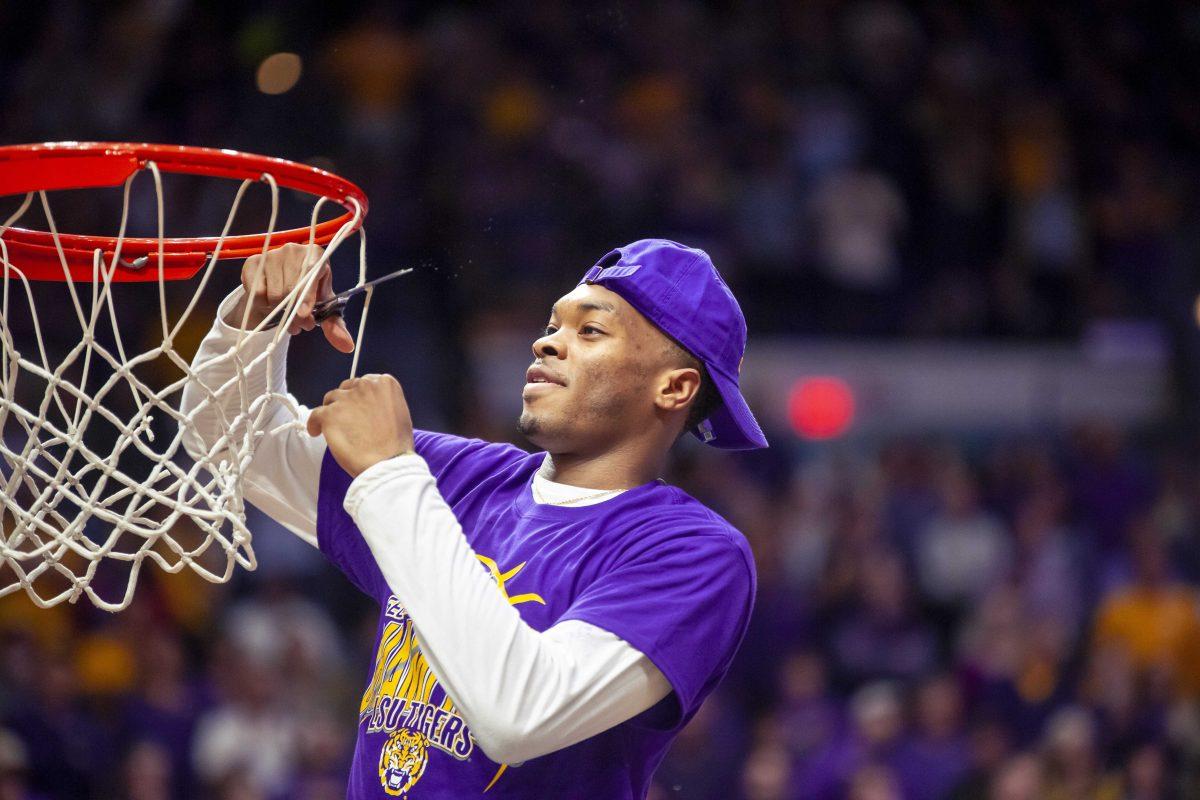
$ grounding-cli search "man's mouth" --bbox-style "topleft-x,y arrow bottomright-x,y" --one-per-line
525,364 -> 565,388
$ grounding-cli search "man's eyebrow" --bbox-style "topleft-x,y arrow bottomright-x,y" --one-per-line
549,300 -> 617,316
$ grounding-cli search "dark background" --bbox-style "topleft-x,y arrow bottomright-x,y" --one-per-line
1,2 -> 1200,799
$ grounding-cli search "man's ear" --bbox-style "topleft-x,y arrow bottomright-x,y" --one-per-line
655,367 -> 702,413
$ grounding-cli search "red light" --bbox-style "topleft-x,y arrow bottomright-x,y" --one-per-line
788,377 -> 855,440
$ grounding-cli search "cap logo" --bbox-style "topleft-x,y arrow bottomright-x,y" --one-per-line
584,264 -> 642,283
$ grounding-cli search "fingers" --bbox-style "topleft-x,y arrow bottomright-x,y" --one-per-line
265,256 -> 280,310
320,375 -> 389,400
241,243 -> 327,326
306,407 -> 323,437
293,243 -> 325,321
309,379 -> 359,436
241,241 -> 358,355
316,269 -> 356,352
309,382 -> 350,435
308,374 -> 407,445
289,314 -> 317,335
242,253 -> 267,302
316,261 -> 337,302
321,315 -> 356,353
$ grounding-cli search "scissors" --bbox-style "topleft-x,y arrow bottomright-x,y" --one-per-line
312,267 -> 414,323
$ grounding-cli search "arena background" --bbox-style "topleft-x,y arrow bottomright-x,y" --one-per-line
2,2 -> 1200,798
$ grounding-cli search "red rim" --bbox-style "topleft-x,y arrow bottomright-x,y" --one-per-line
0,142 -> 368,282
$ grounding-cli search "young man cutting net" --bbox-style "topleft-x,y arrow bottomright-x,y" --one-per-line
180,238 -> 767,799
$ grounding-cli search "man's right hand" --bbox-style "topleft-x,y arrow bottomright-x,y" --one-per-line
226,242 -> 355,353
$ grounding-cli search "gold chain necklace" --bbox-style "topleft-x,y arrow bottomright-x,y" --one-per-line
531,480 -> 624,507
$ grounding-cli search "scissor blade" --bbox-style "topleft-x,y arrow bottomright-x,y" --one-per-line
323,267 -> 414,304
359,266 -> 415,292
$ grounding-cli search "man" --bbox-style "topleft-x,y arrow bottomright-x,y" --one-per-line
181,238 -> 767,799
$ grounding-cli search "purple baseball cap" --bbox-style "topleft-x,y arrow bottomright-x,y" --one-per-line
580,238 -> 768,450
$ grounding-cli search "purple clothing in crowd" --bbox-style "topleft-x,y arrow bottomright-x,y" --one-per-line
791,735 -> 905,800
316,431 -> 756,799
894,735 -> 972,800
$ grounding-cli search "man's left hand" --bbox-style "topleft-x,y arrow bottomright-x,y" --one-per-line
306,374 -> 415,477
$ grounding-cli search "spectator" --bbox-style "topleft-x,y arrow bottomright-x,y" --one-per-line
3,656 -> 108,799
0,727 -> 39,800
809,166 -> 908,333
830,549 -> 939,687
739,740 -> 791,800
1040,706 -> 1122,800
120,740 -> 173,800
1121,742 -> 1172,800
1092,528 -> 1200,700
847,762 -> 903,800
120,628 -> 208,798
793,681 -> 909,800
947,718 -> 1014,800
989,753 -> 1044,800
777,649 -> 841,759
1081,646 -> 1167,765
1009,486 -> 1086,639
970,601 -> 1077,746
915,464 -> 1012,615
191,648 -> 299,798
895,674 -> 971,800
1067,424 -> 1155,574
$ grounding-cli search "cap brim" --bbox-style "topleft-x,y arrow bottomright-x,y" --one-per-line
692,365 -> 768,450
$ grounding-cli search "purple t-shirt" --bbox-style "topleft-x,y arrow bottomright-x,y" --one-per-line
316,431 -> 755,799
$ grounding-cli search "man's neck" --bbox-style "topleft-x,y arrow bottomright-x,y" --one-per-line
539,444 -> 666,491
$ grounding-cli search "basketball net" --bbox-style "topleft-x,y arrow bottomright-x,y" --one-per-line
0,161 -> 370,611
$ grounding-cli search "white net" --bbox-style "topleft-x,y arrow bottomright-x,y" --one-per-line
0,161 -> 369,611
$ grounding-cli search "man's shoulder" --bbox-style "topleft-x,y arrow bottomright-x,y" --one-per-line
647,482 -> 743,532
612,483 -> 754,568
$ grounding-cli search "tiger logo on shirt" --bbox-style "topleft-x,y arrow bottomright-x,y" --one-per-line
364,555 -> 546,794
379,729 -> 428,796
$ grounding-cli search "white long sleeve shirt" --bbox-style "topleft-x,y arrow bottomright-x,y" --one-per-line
179,288 -> 671,763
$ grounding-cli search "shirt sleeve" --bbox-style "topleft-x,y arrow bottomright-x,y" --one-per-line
412,429 -> 529,504
317,449 -> 389,599
314,429 -> 528,595
179,286 -> 326,546
556,522 -> 756,729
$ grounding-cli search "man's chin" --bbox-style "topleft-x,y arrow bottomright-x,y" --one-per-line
517,411 -> 541,440
517,412 -> 558,450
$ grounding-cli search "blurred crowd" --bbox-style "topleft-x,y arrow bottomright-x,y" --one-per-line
2,1 -> 1200,799
4,424 -> 1200,799
657,424 -> 1200,800
2,1 -> 1199,347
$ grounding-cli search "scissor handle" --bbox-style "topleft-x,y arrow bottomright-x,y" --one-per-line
312,296 -> 347,323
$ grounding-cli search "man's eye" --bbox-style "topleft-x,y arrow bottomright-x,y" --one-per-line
542,325 -> 557,336
581,325 -> 604,335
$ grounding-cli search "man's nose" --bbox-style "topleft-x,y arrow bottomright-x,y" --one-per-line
532,331 -> 564,359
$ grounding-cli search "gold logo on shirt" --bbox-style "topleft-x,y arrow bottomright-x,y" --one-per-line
379,729 -> 428,796
363,554 -> 546,793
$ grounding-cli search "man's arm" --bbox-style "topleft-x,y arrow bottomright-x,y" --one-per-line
179,286 -> 327,545
179,242 -> 354,545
